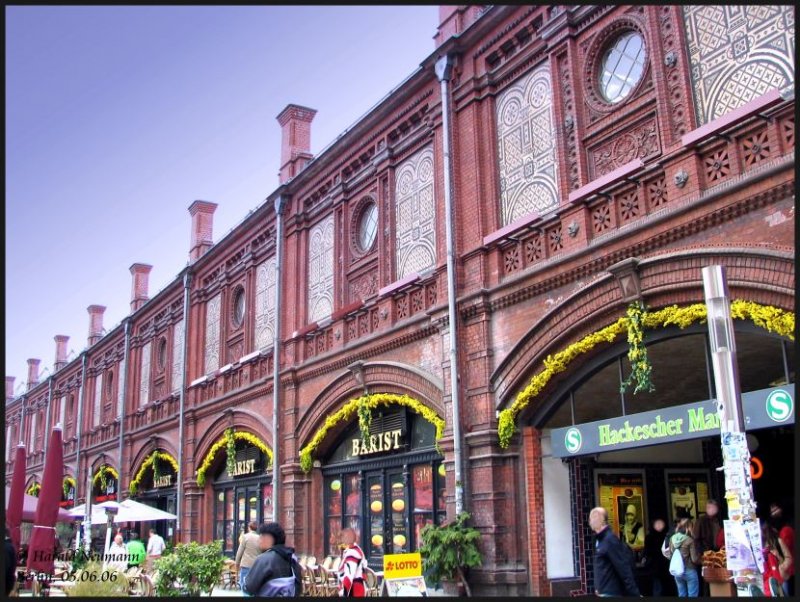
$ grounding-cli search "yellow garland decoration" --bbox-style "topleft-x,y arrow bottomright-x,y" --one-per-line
92,465 -> 119,487
27,482 -> 41,497
62,476 -> 77,498
129,451 -> 180,495
497,300 -> 794,448
299,393 -> 446,473
195,430 -> 274,487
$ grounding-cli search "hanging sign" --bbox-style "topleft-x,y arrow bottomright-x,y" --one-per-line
383,552 -> 428,596
551,384 -> 794,457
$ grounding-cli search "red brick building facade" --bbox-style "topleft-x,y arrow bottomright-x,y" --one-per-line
6,6 -> 795,595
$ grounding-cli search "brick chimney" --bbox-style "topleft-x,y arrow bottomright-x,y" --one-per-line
129,263 -> 153,312
26,359 -> 40,391
6,376 -> 15,401
54,335 -> 69,372
434,5 -> 485,48
87,305 -> 106,346
188,200 -> 218,261
277,104 -> 317,184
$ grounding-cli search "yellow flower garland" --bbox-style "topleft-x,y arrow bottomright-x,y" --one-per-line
497,300 -> 795,448
129,451 -> 180,495
299,393 -> 446,473
62,476 -> 77,498
92,465 -> 119,487
27,482 -> 41,497
195,430 -> 274,486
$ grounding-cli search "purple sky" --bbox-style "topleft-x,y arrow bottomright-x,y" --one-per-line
6,5 -> 440,387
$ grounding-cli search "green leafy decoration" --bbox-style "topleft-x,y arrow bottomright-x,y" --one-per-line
153,540 -> 226,597
419,512 -> 483,597
225,428 -> 236,476
620,300 -> 656,395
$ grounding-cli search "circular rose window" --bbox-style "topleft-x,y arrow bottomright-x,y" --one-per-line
357,202 -> 378,252
599,31 -> 645,104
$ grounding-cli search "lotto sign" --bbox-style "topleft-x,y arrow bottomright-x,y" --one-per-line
765,389 -> 793,423
383,552 -> 422,579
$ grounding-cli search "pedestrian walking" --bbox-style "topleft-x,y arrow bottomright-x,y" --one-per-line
235,521 -> 261,596
643,517 -> 674,596
240,522 -> 302,597
146,528 -> 166,558
667,516 -> 700,597
337,527 -> 368,597
761,520 -> 792,596
5,527 -> 18,597
588,507 -> 640,597
692,499 -> 721,596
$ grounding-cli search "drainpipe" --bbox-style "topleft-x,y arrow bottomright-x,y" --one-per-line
117,319 -> 131,496
75,353 -> 87,501
435,54 -> 465,515
44,377 -> 55,456
176,269 -> 192,540
272,195 -> 287,522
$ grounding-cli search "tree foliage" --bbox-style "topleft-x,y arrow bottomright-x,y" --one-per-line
419,512 -> 482,596
153,540 -> 225,596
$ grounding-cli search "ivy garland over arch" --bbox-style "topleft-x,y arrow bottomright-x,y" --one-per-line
195,430 -> 273,487
27,482 -> 41,497
299,393 -> 446,473
92,465 -> 119,492
129,451 -> 180,495
497,300 -> 795,448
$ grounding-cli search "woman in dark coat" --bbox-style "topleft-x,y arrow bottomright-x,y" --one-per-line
643,517 -> 675,596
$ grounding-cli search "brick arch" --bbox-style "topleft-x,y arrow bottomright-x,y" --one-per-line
89,454 -> 117,476
493,247 -> 794,414
25,474 -> 41,489
129,437 -> 181,477
192,409 -> 274,476
296,360 -> 445,458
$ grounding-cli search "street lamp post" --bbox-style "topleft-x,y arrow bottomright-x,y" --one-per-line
702,265 -> 763,595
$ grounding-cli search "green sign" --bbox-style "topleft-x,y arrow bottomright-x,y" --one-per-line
551,384 -> 794,458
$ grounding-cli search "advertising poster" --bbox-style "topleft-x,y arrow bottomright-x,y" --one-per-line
596,472 -> 646,555
665,471 -> 710,521
723,520 -> 758,572
383,553 -> 428,597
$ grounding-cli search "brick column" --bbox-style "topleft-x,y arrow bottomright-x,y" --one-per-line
523,426 -> 550,596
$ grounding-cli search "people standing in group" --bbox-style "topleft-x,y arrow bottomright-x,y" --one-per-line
107,533 -> 129,572
235,521 -> 261,597
588,507 -> 640,597
241,522 -> 302,597
125,531 -> 146,569
692,499 -> 722,596
337,527 -> 368,597
643,517 -> 674,596
769,500 -> 795,596
761,519 -> 793,597
667,516 -> 700,597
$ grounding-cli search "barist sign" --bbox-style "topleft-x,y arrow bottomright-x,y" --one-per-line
551,384 -> 794,458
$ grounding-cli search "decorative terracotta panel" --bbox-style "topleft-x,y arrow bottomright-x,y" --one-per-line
308,215 -> 335,323
171,319 -> 183,393
255,258 -> 277,350
204,293 -> 221,374
683,5 -> 795,124
496,63 -> 559,225
395,146 -> 436,278
139,341 -> 151,406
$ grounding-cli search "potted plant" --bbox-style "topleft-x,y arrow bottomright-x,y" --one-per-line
153,540 -> 225,597
419,511 -> 483,596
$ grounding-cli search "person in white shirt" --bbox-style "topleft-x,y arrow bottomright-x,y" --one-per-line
146,528 -> 166,559
106,534 -> 129,572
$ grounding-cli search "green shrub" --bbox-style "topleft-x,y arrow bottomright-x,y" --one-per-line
153,540 -> 225,597
66,561 -> 129,597
419,512 -> 482,596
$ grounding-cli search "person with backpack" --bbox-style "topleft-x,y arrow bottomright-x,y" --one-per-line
588,506 -> 641,596
666,516 -> 700,597
337,527 -> 367,597
241,522 -> 302,597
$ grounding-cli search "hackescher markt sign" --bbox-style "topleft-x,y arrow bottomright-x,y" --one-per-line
551,384 -> 794,458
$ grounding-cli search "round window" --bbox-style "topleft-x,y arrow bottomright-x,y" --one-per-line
599,31 -> 645,104
357,203 -> 378,252
232,288 -> 245,328
157,338 -> 168,371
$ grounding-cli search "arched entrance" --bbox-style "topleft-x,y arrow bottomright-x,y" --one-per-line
129,449 -> 179,543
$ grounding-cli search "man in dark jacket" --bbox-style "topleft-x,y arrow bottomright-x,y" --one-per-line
589,507 -> 641,596
242,522 -> 302,597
